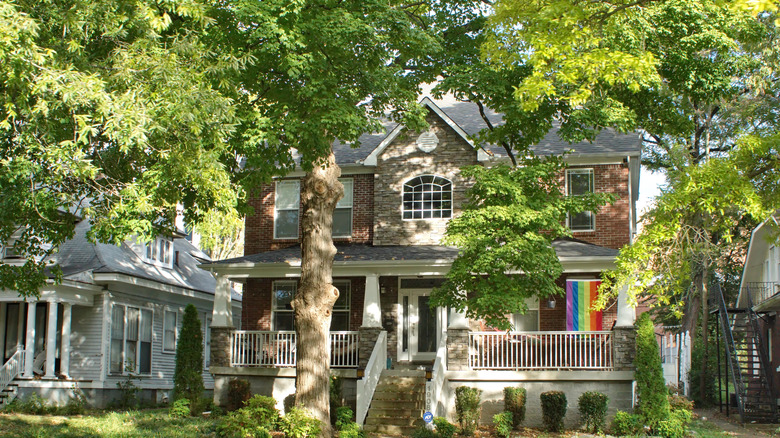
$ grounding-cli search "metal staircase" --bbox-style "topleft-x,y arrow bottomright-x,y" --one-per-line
716,282 -> 778,423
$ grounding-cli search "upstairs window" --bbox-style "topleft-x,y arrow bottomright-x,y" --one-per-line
566,169 -> 595,232
275,180 -> 300,239
333,179 -> 353,238
143,238 -> 173,267
402,176 -> 452,220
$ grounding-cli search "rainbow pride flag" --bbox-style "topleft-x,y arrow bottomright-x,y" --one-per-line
566,280 -> 603,331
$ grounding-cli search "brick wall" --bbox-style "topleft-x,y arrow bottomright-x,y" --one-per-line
243,174 -> 374,256
240,277 -> 365,331
564,164 -> 631,250
373,110 -> 479,245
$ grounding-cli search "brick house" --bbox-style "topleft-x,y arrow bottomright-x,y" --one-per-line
201,95 -> 641,431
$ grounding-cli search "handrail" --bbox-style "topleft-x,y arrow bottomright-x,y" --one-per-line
426,332 -> 448,417
715,282 -> 747,420
356,331 -> 387,426
744,284 -> 778,419
0,348 -> 23,395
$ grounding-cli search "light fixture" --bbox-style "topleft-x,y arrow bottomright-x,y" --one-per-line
547,297 -> 557,309
380,286 -> 386,295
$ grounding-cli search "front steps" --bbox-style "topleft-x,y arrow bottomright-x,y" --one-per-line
363,370 -> 426,436
0,383 -> 18,408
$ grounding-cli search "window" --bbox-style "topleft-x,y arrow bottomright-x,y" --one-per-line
272,280 -> 351,331
110,305 -> 152,374
333,179 -> 353,238
275,180 -> 300,239
163,310 -> 177,353
566,169 -> 595,231
143,238 -> 173,267
512,298 -> 539,331
402,175 -> 452,220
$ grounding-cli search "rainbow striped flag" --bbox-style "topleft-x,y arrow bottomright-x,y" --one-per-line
566,280 -> 603,331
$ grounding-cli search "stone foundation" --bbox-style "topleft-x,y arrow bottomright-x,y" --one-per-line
447,328 -> 469,371
210,326 -> 233,368
613,325 -> 637,371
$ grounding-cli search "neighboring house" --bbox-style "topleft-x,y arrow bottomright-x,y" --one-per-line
724,212 -> 780,423
201,95 -> 640,431
0,220 -> 241,408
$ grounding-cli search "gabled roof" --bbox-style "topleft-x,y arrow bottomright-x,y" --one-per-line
54,221 -> 237,298
331,94 -> 641,166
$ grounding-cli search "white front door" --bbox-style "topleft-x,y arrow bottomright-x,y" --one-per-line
399,289 -> 442,362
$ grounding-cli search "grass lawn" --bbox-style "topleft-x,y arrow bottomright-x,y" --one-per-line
0,409 -> 216,438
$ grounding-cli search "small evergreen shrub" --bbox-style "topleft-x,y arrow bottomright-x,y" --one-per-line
493,411 -> 513,438
174,304 -> 205,415
503,387 -> 526,429
433,417 -> 457,438
578,391 -> 608,433
243,395 -> 280,427
455,386 -> 482,436
635,313 -> 669,426
169,398 -> 191,418
226,379 -> 251,411
279,407 -> 322,438
335,406 -> 354,430
611,411 -> 643,436
654,410 -> 692,438
540,390 -> 567,432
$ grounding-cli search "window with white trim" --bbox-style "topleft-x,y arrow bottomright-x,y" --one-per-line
402,175 -> 452,220
566,169 -> 595,232
272,280 -> 351,331
274,180 -> 300,239
110,305 -> 152,374
512,297 -> 539,331
333,178 -> 353,238
163,310 -> 177,353
142,237 -> 173,267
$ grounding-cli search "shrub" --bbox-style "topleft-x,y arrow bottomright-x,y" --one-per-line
540,390 -> 567,432
5,393 -> 52,415
635,313 -> 669,426
217,410 -> 272,438
654,410 -> 692,438
243,395 -> 280,428
493,411 -> 513,438
169,398 -> 191,418
690,334 -> 717,407
668,394 -> 694,413
339,422 -> 365,438
173,304 -> 204,415
455,386 -> 482,436
503,387 -> 526,429
226,379 -> 251,411
578,391 -> 608,433
433,417 -> 457,438
279,407 -> 322,438
611,411 -> 643,436
330,375 -> 344,424
61,386 -> 88,415
335,406 -> 354,430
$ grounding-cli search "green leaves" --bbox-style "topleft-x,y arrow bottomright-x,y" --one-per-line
432,159 -> 614,329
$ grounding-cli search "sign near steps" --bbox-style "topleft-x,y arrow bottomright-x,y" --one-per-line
423,412 -> 433,423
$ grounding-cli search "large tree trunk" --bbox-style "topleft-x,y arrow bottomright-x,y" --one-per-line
699,264 -> 710,404
293,151 -> 343,437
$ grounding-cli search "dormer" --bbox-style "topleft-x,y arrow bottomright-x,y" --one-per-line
141,237 -> 174,269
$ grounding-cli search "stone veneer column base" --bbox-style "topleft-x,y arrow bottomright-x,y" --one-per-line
447,328 -> 469,371
613,325 -> 637,371
358,326 -> 383,369
210,326 -> 233,368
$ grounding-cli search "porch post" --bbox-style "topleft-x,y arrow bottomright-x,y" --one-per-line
16,303 -> 24,352
22,301 -> 36,378
615,284 -> 635,327
60,303 -> 72,379
613,284 -> 637,371
44,301 -> 58,379
447,309 -> 469,371
210,273 -> 233,369
359,274 -> 383,369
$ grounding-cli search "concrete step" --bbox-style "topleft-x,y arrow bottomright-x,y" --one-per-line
365,407 -> 423,418
365,416 -> 424,426
373,391 -> 425,402
381,369 -> 426,377
363,422 -> 424,436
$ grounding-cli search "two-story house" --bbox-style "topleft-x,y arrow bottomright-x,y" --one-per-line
202,95 -> 641,431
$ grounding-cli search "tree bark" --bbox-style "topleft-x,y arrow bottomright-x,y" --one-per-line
699,263 -> 710,404
293,151 -> 343,437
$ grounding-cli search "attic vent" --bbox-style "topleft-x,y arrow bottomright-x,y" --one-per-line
416,130 -> 439,153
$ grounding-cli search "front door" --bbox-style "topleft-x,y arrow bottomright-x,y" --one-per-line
399,289 -> 442,362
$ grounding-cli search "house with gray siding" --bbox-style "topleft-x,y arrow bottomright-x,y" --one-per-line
0,220 -> 241,408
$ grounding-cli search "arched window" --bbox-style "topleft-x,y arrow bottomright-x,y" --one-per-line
402,175 -> 452,219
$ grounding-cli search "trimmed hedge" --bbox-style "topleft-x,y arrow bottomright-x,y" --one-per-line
503,387 -> 526,429
455,386 -> 482,436
578,391 -> 608,433
540,390 -> 567,432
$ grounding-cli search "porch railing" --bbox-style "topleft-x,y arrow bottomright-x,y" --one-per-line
230,331 -> 359,368
356,331 -> 387,426
0,348 -> 24,395
469,331 -> 613,370
744,282 -> 780,307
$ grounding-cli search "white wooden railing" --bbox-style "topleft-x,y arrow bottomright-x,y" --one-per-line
0,348 -> 24,396
230,331 -> 359,368
469,331 -> 613,370
357,331 -> 387,426
426,332 -> 448,417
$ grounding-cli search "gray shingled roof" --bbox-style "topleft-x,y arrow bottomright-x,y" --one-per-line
332,95 -> 640,165
214,238 -> 617,265
54,221 -> 237,298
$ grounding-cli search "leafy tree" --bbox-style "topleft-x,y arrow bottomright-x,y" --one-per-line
431,158 -> 614,329
174,304 -> 204,411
